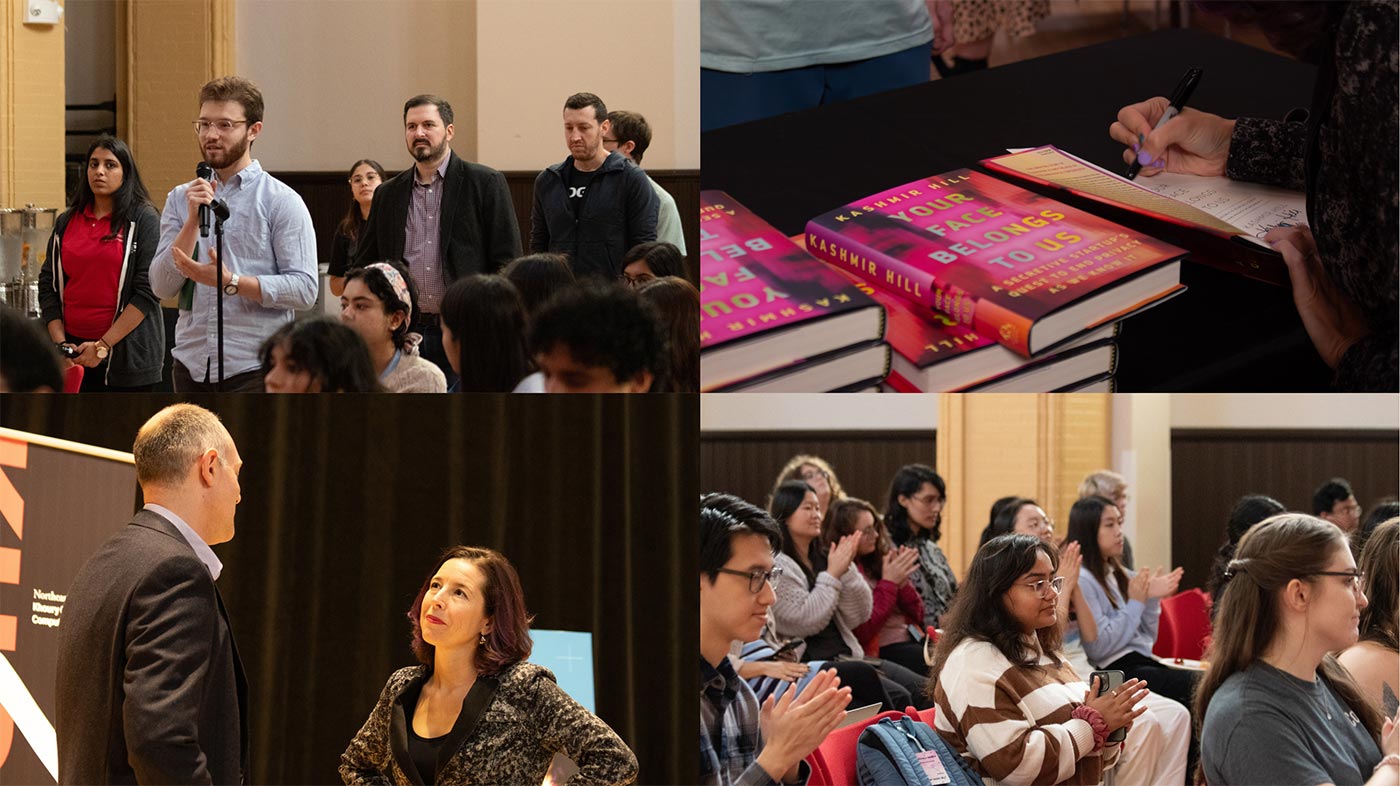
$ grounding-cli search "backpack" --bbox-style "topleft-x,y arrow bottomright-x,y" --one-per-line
855,715 -> 982,786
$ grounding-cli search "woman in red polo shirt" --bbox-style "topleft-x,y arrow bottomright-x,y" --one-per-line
39,136 -> 164,391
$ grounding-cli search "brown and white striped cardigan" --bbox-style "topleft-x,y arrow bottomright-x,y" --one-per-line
932,638 -> 1122,786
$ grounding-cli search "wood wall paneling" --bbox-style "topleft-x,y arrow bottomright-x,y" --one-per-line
1169,428 -> 1400,595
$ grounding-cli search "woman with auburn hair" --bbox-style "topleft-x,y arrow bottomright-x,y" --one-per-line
1339,519 -> 1400,719
1199,514 -> 1399,786
825,497 -> 927,677
340,546 -> 638,785
929,534 -> 1147,785
771,454 -> 846,517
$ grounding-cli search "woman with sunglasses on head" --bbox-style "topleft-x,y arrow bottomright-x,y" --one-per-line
39,136 -> 164,391
327,158 -> 386,297
884,464 -> 958,629
1199,514 -> 1399,786
930,533 -> 1148,785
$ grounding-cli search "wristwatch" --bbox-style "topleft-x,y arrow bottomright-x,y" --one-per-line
94,339 -> 110,360
224,273 -> 240,296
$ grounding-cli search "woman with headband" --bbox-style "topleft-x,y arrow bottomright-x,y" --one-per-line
340,259 -> 446,393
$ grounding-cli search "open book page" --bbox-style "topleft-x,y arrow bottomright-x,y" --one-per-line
992,147 -> 1306,248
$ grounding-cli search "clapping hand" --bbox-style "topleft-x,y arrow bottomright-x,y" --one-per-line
826,533 -> 861,578
1146,566 -> 1183,599
1057,541 -> 1082,596
882,546 -> 920,586
757,667 -> 852,783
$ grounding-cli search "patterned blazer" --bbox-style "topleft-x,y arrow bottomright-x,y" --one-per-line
339,661 -> 638,785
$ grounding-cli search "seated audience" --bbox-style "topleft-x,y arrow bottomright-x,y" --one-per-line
1,304 -> 64,392
637,277 -> 698,392
930,533 -> 1147,785
501,253 -> 576,318
1356,500 -> 1400,555
768,480 -> 929,710
699,492 -> 851,786
827,498 -> 928,677
1205,494 -> 1287,614
260,317 -> 380,393
1071,495 -> 1195,709
619,241 -> 688,287
340,546 -> 637,785
529,281 -> 666,393
1199,514 -> 1398,786
340,260 -> 445,393
885,464 -> 958,628
440,275 -> 530,392
1339,519 -> 1400,718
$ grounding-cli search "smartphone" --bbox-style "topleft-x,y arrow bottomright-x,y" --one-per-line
1089,669 -> 1128,743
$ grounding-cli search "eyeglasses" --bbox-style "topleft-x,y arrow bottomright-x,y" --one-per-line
716,566 -> 784,594
856,526 -> 877,538
799,468 -> 829,483
1308,570 -> 1365,590
1018,576 -> 1066,598
910,493 -> 942,507
193,119 -> 249,135
617,272 -> 655,288
602,137 -> 619,145
349,174 -> 381,185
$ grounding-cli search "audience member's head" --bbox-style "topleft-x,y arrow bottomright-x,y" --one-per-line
131,404 -> 240,544
1,304 -> 63,392
403,94 -> 454,163
1195,514 -> 1382,751
341,260 -> 419,351
501,253 -> 577,318
931,533 -> 1063,683
440,274 -> 530,392
1079,469 -> 1128,512
529,281 -> 666,393
1355,498 -> 1398,554
981,497 -> 1052,547
884,464 -> 946,545
620,241 -> 688,287
1313,477 -> 1361,532
1206,494 -> 1286,603
563,92 -> 608,163
603,110 -> 651,164
1356,519 -> 1398,652
699,492 -> 782,657
339,158 -> 386,240
769,479 -> 824,579
259,317 -> 379,393
1066,495 -> 1128,608
772,454 -> 845,515
637,277 -> 698,392
72,136 -> 154,234
825,497 -> 887,580
406,545 -> 532,676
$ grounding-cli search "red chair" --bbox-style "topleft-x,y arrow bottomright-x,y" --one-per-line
62,364 -> 84,393
804,709 -> 906,786
904,705 -> 938,727
1152,588 -> 1213,660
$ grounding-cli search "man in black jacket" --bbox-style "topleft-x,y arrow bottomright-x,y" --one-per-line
56,403 -> 248,785
355,94 -> 521,382
530,92 -> 658,281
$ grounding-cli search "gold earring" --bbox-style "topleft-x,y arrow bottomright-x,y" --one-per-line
479,633 -> 487,645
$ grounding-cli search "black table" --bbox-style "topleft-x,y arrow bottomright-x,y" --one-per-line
701,28 -> 1334,391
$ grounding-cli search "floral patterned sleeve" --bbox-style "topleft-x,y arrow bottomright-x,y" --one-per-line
528,667 -> 639,786
1224,116 -> 1309,191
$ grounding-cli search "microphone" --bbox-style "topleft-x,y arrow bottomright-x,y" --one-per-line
196,162 -> 214,237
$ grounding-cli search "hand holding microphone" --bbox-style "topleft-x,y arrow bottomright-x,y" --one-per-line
191,163 -> 229,237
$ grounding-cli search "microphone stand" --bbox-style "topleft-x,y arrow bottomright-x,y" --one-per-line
211,201 -> 230,391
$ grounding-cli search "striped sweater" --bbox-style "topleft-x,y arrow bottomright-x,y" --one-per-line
932,638 -> 1120,786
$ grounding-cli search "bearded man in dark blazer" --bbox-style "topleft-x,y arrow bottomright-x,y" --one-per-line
56,403 -> 249,784
353,94 -> 522,385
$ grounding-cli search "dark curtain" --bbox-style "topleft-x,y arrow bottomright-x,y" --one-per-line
1,393 -> 697,785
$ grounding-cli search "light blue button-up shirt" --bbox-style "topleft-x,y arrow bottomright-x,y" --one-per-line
151,160 -> 318,381
143,503 -> 223,580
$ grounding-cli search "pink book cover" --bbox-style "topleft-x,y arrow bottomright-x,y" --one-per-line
805,169 -> 1184,356
701,190 -> 879,350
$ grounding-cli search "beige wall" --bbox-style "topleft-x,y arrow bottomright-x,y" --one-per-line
1170,393 -> 1400,429
2,0 -> 66,208
234,0 -> 698,174
701,392 -> 940,431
